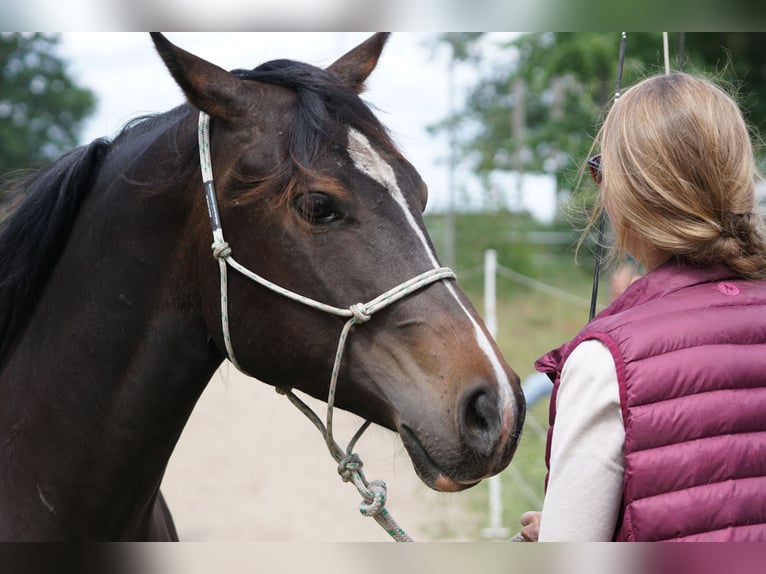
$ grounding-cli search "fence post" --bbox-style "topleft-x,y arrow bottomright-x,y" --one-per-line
481,249 -> 510,539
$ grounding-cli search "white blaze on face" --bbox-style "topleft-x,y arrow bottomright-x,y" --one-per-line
346,127 -> 515,428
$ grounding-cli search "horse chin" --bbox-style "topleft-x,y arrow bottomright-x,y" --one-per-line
433,475 -> 479,493
398,425 -> 480,493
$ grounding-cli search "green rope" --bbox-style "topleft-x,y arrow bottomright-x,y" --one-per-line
198,111 -> 454,542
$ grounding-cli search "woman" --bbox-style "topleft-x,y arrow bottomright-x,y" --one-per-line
520,72 -> 766,542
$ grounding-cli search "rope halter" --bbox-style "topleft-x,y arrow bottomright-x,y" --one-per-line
198,111 -> 456,541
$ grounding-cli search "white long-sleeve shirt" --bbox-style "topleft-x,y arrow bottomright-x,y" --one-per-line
537,339 -> 626,542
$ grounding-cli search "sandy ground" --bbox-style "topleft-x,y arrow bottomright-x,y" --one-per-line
161,364 -> 484,542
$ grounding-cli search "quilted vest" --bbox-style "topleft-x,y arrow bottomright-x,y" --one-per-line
536,261 -> 766,541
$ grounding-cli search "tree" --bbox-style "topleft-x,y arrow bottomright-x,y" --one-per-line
0,33 -> 95,176
681,33 -> 766,134
430,32 -> 766,217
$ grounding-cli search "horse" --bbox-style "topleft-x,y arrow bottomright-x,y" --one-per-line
0,33 -> 525,540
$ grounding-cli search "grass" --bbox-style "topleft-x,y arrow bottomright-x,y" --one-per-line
423,210 -> 610,539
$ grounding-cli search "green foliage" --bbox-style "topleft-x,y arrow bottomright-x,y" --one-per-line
430,32 -> 766,208
0,33 -> 95,175
427,209 -> 592,288
681,33 -> 766,154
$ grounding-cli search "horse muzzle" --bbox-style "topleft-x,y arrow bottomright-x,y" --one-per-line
397,376 -> 525,492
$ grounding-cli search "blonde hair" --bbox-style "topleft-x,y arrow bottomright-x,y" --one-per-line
587,72 -> 766,280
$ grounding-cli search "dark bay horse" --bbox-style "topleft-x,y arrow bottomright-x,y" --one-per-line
0,33 -> 525,540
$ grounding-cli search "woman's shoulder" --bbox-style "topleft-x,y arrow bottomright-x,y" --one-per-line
564,339 -> 616,374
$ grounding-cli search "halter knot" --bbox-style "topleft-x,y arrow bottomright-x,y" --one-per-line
338,453 -> 363,482
359,480 -> 387,517
211,241 -> 232,260
349,303 -> 372,324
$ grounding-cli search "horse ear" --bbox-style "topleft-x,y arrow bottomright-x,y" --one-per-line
326,33 -> 390,93
150,33 -> 246,122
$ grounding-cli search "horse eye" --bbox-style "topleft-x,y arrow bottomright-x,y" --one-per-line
293,192 -> 339,224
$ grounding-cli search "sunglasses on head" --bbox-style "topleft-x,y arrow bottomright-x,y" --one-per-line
587,154 -> 602,185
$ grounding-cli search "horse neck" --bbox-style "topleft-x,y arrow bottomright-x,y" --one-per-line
0,116 -> 223,538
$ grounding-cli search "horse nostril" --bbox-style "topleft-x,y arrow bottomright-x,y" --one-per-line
466,392 -> 491,431
460,387 -> 501,457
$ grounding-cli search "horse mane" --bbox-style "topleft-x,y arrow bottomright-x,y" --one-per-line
0,138 -> 110,364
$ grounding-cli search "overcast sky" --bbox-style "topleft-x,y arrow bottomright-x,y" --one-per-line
56,32 -> 556,220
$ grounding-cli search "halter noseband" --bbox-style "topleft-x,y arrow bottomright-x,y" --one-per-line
197,111 -> 455,541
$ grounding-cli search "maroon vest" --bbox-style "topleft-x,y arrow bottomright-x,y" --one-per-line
536,262 -> 766,541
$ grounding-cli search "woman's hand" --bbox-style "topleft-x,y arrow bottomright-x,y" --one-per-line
519,511 -> 542,541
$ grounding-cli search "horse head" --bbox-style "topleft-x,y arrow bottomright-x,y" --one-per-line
151,33 -> 525,492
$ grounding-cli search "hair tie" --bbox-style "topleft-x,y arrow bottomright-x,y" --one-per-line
721,212 -> 752,241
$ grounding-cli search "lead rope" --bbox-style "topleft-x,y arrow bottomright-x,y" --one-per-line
198,111 -> 456,541
589,32 -> 627,322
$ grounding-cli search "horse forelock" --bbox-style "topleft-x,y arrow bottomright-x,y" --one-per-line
227,59 -> 402,208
